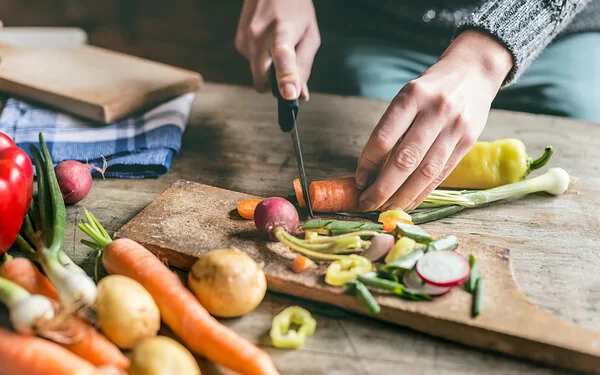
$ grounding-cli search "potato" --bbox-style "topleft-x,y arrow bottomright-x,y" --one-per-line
129,336 -> 201,375
188,248 -> 267,318
96,275 -> 160,349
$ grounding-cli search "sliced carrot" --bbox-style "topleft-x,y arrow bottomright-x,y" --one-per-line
103,238 -> 279,375
237,198 -> 263,220
0,327 -> 97,375
294,177 -> 361,212
0,257 -> 130,370
292,256 -> 315,273
382,217 -> 413,233
292,178 -> 306,207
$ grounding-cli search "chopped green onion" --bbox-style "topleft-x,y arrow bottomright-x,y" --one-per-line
393,223 -> 433,243
466,254 -> 478,293
382,249 -> 425,271
344,280 -> 380,315
472,277 -> 484,317
427,235 -> 459,252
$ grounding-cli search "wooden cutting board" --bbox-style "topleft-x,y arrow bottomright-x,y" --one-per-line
114,180 -> 600,374
0,43 -> 202,123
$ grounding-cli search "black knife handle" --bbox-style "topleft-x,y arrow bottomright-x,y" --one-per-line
269,65 -> 298,133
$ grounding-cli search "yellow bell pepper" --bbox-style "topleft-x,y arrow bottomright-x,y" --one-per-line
377,209 -> 412,223
324,255 -> 372,286
440,139 -> 553,189
270,306 -> 316,349
384,237 -> 416,264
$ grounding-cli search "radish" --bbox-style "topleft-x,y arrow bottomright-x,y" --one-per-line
55,159 -> 106,204
402,268 -> 451,296
364,233 -> 395,261
416,250 -> 470,287
254,197 -> 299,239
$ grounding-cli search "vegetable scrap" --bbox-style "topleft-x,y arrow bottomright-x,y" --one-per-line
325,255 -> 371,286
270,306 -> 317,349
237,198 -> 263,220
292,255 -> 316,273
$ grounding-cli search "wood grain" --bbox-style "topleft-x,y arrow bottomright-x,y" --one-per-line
0,43 -> 202,123
115,180 -> 600,374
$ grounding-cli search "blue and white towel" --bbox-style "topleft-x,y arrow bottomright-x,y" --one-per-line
0,93 -> 196,178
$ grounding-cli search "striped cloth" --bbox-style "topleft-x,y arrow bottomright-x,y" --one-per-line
0,93 -> 195,178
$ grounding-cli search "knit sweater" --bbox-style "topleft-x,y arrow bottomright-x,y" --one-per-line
315,0 -> 600,85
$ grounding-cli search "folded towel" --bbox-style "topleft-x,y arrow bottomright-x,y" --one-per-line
0,93 -> 196,178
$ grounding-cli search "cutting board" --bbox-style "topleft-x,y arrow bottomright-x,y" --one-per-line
115,180 -> 600,374
0,43 -> 202,123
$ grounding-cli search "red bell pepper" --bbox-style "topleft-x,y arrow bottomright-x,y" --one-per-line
0,132 -> 34,254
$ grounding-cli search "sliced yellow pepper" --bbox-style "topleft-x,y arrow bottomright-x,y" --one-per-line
440,139 -> 553,189
378,209 -> 412,224
385,237 -> 416,264
270,306 -> 316,349
324,255 -> 372,286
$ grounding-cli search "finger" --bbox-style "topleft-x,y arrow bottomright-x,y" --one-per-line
358,107 -> 445,211
271,24 -> 305,100
235,0 -> 258,57
382,129 -> 460,211
300,82 -> 310,101
355,83 -> 419,190
296,23 -> 321,85
250,47 -> 272,93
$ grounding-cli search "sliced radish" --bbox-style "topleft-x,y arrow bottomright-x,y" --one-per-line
402,268 -> 451,296
416,250 -> 470,287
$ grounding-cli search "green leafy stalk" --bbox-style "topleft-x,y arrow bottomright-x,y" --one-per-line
303,220 -> 383,235
28,197 -> 42,234
411,205 -> 466,225
358,272 -> 432,301
39,133 -> 66,253
78,210 -> 114,282
0,276 -> 30,309
472,277 -> 485,317
466,255 -> 478,293
30,146 -> 51,247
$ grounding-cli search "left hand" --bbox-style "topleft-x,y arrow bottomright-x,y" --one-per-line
355,30 -> 513,212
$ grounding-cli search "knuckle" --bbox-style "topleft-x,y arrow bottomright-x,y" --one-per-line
247,24 -> 261,41
394,144 -> 420,171
370,130 -> 394,154
419,159 -> 443,179
432,93 -> 453,113
271,43 -> 293,58
400,80 -> 423,98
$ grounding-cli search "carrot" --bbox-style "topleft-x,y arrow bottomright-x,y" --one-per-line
292,255 -> 316,273
294,177 -> 361,212
237,198 -> 263,220
0,258 -> 129,370
0,327 -> 97,375
103,238 -> 280,375
382,217 -> 413,233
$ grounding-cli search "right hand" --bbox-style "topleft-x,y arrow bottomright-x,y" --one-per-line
235,0 -> 320,100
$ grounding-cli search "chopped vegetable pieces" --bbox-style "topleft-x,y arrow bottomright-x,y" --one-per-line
237,198 -> 263,220
384,237 -> 416,264
416,251 -> 470,287
303,219 -> 383,235
344,280 -> 380,315
270,306 -> 316,349
472,277 -> 485,317
325,255 -> 372,286
378,209 -> 413,224
394,223 -> 434,243
402,268 -> 451,297
383,249 -> 425,271
426,235 -> 459,252
292,256 -> 316,273
382,217 -> 412,233
466,254 -> 478,293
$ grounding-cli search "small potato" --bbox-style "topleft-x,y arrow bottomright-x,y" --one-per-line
129,336 -> 201,375
96,275 -> 160,349
188,248 -> 267,318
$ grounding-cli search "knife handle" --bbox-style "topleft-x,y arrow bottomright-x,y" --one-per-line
269,65 -> 298,133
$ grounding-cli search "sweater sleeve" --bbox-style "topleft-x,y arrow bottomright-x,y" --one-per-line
455,0 -> 591,86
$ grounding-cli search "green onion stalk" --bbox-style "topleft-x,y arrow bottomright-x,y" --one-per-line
272,227 -> 375,261
15,133 -> 97,316
411,168 -> 571,224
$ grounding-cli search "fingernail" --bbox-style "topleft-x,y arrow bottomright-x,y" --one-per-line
359,199 -> 376,212
281,84 -> 297,100
356,171 -> 368,190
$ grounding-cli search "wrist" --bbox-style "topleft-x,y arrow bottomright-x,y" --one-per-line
440,30 -> 513,88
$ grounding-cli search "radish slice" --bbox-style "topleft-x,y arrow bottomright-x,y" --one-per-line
416,250 -> 470,287
402,268 -> 451,296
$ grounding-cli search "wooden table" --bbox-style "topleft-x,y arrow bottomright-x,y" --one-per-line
2,83 -> 598,374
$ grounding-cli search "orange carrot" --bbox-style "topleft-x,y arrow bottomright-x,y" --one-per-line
292,256 -> 316,273
0,258 -> 129,370
382,217 -> 413,233
294,177 -> 361,212
0,327 -> 97,375
103,238 -> 279,375
237,198 -> 263,220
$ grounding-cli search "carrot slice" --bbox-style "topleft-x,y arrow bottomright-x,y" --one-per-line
382,217 -> 413,233
292,256 -> 315,273
292,178 -> 306,207
237,198 -> 263,220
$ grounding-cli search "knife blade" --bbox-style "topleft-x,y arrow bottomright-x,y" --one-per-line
269,66 -> 314,218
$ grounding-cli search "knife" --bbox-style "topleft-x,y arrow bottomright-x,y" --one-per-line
269,66 -> 314,218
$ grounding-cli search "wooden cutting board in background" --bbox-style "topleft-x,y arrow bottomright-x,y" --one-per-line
115,180 -> 600,375
0,43 -> 202,123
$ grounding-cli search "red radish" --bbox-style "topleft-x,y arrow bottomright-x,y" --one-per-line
364,233 -> 395,261
54,159 -> 106,204
253,197 -> 299,239
402,268 -> 451,296
416,250 -> 470,287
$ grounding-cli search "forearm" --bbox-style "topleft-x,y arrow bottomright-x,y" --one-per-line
456,0 -> 591,85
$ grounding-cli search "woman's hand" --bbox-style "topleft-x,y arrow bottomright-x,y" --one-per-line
355,30 -> 513,212
235,0 -> 320,100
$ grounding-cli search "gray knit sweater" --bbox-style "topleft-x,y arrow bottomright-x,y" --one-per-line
315,0 -> 600,85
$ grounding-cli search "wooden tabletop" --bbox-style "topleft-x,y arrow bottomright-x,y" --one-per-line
3,83 -> 598,374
